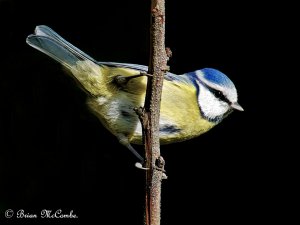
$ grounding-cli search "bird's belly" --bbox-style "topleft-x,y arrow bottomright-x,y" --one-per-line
87,94 -> 143,140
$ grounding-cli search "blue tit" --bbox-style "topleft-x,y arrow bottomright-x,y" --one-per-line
26,25 -> 243,163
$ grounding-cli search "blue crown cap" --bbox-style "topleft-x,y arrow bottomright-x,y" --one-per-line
201,68 -> 234,88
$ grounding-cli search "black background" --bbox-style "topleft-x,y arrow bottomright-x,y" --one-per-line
0,0 -> 290,224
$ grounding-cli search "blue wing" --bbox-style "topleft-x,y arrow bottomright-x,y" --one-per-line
98,61 -> 149,72
97,61 -> 189,83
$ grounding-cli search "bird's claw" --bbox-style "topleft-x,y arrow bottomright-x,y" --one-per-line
135,162 -> 149,170
135,158 -> 167,179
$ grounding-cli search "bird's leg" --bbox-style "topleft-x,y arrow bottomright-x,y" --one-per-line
118,137 -> 148,170
126,143 -> 144,162
119,138 -> 167,176
114,72 -> 152,86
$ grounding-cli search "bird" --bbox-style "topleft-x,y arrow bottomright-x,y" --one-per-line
26,25 -> 243,165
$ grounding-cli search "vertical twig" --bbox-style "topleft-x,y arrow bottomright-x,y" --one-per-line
136,0 -> 168,225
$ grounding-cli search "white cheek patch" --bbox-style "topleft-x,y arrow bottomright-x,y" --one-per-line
197,82 -> 230,119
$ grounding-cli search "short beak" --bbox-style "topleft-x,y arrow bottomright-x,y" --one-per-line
231,102 -> 244,111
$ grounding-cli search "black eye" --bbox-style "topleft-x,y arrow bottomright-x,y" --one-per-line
213,90 -> 230,103
214,91 -> 223,99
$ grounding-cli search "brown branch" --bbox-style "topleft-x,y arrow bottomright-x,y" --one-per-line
136,0 -> 168,225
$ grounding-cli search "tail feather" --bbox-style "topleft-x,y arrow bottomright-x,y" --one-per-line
26,25 -> 105,96
26,25 -> 96,70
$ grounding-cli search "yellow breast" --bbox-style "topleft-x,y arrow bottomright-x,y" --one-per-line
158,80 -> 215,144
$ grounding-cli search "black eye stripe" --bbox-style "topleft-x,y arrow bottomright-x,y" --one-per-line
191,75 -> 231,104
208,87 -> 231,104
214,90 -> 226,101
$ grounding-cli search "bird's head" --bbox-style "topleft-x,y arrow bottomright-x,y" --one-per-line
190,68 -> 243,123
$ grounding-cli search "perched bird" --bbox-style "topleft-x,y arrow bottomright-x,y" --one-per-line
26,25 -> 243,164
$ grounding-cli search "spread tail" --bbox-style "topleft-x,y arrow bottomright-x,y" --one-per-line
26,25 -> 105,96
26,25 -> 96,70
